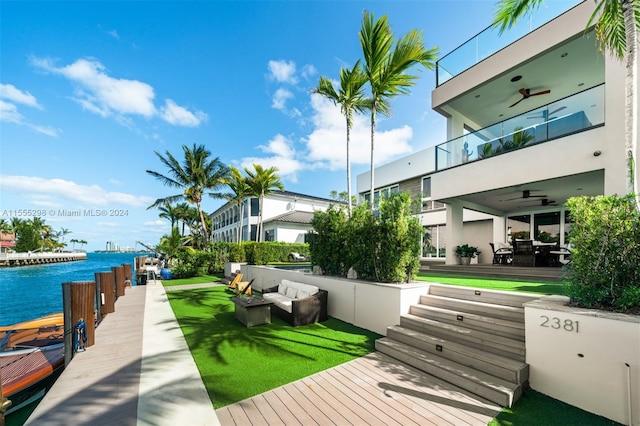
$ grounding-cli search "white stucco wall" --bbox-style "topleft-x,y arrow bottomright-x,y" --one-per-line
525,296 -> 640,425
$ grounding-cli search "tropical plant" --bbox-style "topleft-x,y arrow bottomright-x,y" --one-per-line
146,143 -> 230,247
223,166 -> 252,243
492,0 -> 639,211
455,244 -> 481,258
313,61 -> 369,216
0,219 -> 13,234
565,194 -> 640,312
359,10 -> 439,211
157,202 -> 181,230
244,164 -> 284,242
158,226 -> 195,259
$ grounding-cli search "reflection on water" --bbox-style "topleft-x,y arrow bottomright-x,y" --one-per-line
0,252 -> 139,324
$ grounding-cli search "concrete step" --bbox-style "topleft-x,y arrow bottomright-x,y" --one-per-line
386,325 -> 529,384
410,303 -> 525,341
420,294 -> 525,323
375,338 -> 524,407
400,313 -> 526,362
427,284 -> 539,308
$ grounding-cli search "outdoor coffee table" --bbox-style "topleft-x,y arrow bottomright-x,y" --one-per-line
230,296 -> 273,327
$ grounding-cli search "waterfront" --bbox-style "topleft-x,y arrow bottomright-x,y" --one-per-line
0,252 -> 140,325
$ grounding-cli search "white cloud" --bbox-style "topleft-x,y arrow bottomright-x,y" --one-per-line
160,99 -> 207,127
272,88 -> 293,111
0,99 -> 59,137
0,84 -> 42,109
31,57 -> 205,127
107,30 -> 120,39
240,134 -> 304,183
301,64 -> 317,80
0,175 -> 154,207
305,94 -> 413,170
268,60 -> 297,84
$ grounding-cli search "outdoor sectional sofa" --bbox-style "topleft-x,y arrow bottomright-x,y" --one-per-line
262,279 -> 328,327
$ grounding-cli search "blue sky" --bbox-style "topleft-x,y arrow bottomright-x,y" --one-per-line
0,1 -> 573,251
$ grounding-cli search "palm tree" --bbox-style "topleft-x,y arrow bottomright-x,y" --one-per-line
313,61 -> 369,216
492,0 -> 639,210
359,10 -> 439,211
0,219 -> 12,234
223,166 -> 252,243
147,143 -> 230,245
245,164 -> 284,242
158,202 -> 180,230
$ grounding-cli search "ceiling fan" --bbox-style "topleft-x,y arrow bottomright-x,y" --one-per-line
527,106 -> 566,120
524,198 -> 559,206
509,88 -> 551,108
505,190 -> 548,201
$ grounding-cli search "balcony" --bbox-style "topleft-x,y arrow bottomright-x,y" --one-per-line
436,0 -> 582,86
435,84 -> 604,171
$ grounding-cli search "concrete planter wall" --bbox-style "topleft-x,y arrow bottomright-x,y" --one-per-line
224,262 -> 246,277
525,296 -> 640,425
240,265 -> 427,335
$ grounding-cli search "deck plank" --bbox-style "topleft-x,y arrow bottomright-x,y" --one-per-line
217,353 -> 501,426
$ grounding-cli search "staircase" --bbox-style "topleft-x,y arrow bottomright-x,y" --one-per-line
375,284 -> 539,407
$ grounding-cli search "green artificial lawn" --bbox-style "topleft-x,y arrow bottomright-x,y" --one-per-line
167,286 -> 381,408
490,390 -> 621,425
416,272 -> 567,296
162,274 -> 224,287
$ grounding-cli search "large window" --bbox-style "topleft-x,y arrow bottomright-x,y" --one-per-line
423,225 -> 446,258
508,215 -> 531,240
421,177 -> 445,211
250,198 -> 259,216
534,211 -> 560,243
362,185 -> 399,209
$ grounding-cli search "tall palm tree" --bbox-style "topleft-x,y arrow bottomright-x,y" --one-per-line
492,0 -> 639,210
223,166 -> 252,243
245,164 -> 284,242
313,61 -> 369,216
359,10 -> 439,211
147,143 -> 230,245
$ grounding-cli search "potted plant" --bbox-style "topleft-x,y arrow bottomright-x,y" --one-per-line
455,244 -> 480,265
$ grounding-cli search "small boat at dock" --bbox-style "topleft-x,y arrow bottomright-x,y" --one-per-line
1,314 -> 65,416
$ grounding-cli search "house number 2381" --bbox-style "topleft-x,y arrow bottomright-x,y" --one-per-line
540,315 -> 579,333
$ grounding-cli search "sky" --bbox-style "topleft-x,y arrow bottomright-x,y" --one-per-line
0,0 -> 573,252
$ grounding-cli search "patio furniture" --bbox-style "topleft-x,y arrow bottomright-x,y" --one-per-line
489,243 -> 512,265
549,243 -> 572,266
222,272 -> 243,290
262,279 -> 328,326
512,240 -> 535,267
236,278 -> 254,296
288,252 -> 308,262
231,296 -> 273,327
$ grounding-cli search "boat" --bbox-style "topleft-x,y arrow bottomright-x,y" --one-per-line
1,344 -> 65,415
0,314 -> 65,416
0,313 -> 64,351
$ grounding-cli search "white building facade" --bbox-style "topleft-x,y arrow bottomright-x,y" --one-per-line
210,191 -> 336,243
357,0 -> 636,265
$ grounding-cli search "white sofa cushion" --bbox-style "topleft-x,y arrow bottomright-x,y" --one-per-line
263,292 -> 293,313
280,280 -> 318,298
285,286 -> 298,299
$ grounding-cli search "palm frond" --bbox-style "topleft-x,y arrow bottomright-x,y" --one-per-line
491,0 -> 545,34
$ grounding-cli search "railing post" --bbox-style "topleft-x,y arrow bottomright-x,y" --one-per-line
62,281 -> 96,366
112,265 -> 125,298
95,271 -> 115,315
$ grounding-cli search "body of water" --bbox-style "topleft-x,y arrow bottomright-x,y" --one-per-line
0,252 -> 141,325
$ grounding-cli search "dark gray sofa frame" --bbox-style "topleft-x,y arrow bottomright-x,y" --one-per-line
262,285 -> 328,327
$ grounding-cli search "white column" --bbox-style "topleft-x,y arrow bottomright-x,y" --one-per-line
446,201 -> 464,265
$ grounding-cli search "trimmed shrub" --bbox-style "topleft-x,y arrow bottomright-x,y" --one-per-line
310,192 -> 421,283
566,194 -> 640,313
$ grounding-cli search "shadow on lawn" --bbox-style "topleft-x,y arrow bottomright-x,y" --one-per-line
167,287 -> 379,366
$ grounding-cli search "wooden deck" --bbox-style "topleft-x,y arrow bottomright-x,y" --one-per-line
423,264 -> 565,281
216,351 -> 501,426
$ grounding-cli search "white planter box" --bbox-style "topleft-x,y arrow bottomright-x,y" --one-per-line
525,296 -> 640,425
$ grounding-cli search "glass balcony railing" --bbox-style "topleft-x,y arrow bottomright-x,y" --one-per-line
435,84 -> 604,171
436,0 -> 582,86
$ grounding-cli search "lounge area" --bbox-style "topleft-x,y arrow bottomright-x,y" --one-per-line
489,240 -> 571,268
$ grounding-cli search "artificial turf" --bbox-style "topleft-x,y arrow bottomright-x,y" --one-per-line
416,272 -> 567,296
166,286 -> 381,408
489,389 -> 621,425
161,274 -> 224,287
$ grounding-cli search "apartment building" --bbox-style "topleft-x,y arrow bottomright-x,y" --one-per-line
210,191 -> 336,243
